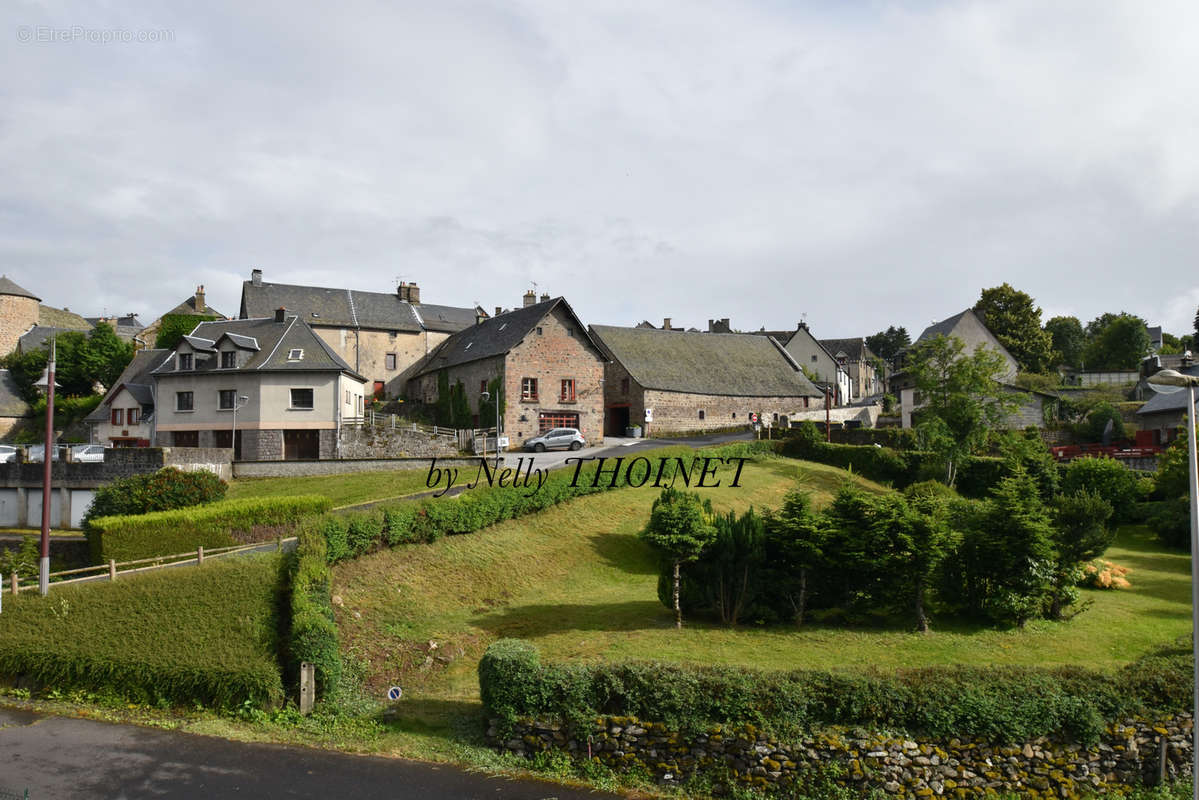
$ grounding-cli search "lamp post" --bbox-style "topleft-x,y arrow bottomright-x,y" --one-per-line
33,337 -> 60,597
231,395 -> 249,459
1146,367 -> 1199,798
481,388 -> 501,467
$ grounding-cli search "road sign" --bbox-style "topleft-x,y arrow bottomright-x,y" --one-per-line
497,437 -> 509,448
644,408 -> 653,422
387,686 -> 402,701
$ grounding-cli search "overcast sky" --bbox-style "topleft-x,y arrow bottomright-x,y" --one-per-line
3,1 -> 1197,340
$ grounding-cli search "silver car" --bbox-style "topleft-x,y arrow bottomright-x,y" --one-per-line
522,427 -> 585,452
0,445 -> 16,463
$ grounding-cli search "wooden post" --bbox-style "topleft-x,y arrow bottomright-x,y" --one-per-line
276,536 -> 283,551
108,559 -> 117,581
1158,735 -> 1168,784
11,571 -> 19,595
299,661 -> 315,715
197,546 -> 204,564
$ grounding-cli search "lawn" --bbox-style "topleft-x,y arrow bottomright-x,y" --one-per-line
227,468 -> 433,508
0,552 -> 287,707
329,453 -> 1192,760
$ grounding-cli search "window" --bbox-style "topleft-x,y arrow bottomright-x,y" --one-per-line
698,409 -> 705,421
356,395 -> 363,415
345,390 -> 351,405
536,327 -> 543,335
385,353 -> 397,370
521,377 -> 538,401
480,379 -> 488,394
178,353 -> 193,371
288,349 -> 304,361
219,390 -> 236,410
176,391 -> 193,411
731,412 -> 736,419
128,408 -> 140,425
620,377 -> 629,395
810,355 -> 818,362
567,327 -> 574,337
111,408 -> 123,426
221,351 -> 236,369
560,379 -> 575,402
290,388 -> 314,409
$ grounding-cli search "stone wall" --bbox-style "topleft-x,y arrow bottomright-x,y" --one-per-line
233,456 -> 480,479
0,293 -> 39,357
492,714 -> 1193,797
337,425 -> 460,459
640,389 -> 817,437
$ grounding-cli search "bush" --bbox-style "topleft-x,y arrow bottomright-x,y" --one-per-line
82,467 -> 227,528
86,495 -> 332,563
286,521 -> 341,698
1151,498 -> 1191,550
1061,457 -> 1140,521
479,640 -> 1189,745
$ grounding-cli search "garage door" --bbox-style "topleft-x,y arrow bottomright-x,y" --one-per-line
283,429 -> 321,460
538,412 -> 579,433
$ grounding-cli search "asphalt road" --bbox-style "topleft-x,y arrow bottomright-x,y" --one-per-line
0,709 -> 625,800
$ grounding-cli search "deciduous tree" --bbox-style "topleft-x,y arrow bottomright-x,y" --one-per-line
1082,312 -> 1150,370
973,283 -> 1054,373
1045,315 -> 1085,368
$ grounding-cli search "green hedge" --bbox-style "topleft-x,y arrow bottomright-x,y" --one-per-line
479,639 -> 1191,745
0,554 -> 286,709
86,495 -> 333,563
81,467 -> 227,528
285,522 -> 342,697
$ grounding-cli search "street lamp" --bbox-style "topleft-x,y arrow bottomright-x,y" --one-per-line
231,395 -> 249,459
1146,367 -> 1199,798
33,337 -> 60,597
480,388 -> 501,467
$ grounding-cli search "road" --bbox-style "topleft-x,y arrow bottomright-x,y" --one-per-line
0,709 -> 625,799
494,429 -> 756,472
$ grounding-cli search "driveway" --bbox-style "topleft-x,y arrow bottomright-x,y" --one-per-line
0,709 -> 624,799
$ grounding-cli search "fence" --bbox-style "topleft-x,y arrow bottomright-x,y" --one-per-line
5,537 -> 297,597
342,412 -> 459,441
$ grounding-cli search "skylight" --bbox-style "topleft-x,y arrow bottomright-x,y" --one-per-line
288,349 -> 304,360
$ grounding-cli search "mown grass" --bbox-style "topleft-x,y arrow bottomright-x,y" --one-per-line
227,468 -> 433,508
328,455 -> 1192,763
0,553 -> 286,708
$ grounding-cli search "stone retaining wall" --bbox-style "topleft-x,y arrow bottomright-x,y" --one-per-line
490,714 -> 1194,797
233,456 -> 480,479
337,425 -> 460,459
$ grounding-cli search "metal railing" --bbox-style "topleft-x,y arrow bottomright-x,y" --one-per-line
342,412 -> 458,442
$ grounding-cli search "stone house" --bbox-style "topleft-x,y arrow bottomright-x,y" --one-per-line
151,310 -> 367,460
588,325 -> 823,436
137,285 -> 225,350
84,313 -> 144,344
775,323 -> 851,406
817,337 -> 883,401
411,297 -> 606,447
0,369 -> 31,441
0,275 -> 96,356
83,349 -> 172,447
1137,363 -> 1199,445
239,269 -> 486,402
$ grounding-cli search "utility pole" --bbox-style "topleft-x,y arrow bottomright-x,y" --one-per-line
40,337 -> 56,596
825,385 -> 831,443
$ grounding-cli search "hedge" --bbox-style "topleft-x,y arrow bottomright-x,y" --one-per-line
86,495 -> 333,563
0,554 -> 286,709
81,467 -> 227,528
285,521 -> 342,697
478,639 -> 1191,745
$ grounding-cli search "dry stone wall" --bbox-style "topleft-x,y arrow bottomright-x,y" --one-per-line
490,714 -> 1194,798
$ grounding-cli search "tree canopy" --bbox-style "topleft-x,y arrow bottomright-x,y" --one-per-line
1044,315 -> 1085,369
154,313 -> 223,350
1082,312 -> 1150,370
973,283 -> 1054,373
1,323 -> 133,399
866,326 -> 911,362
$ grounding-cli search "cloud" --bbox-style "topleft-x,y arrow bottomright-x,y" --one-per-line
1,0 -> 1197,339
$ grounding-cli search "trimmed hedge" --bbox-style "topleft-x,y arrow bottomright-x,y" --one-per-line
286,521 -> 342,697
82,467 -> 227,528
479,639 -> 1191,745
86,495 -> 333,563
0,554 -> 286,709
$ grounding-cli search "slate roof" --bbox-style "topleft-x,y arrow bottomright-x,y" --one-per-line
19,325 -> 92,352
163,295 -> 224,318
85,349 -> 172,422
152,316 -> 364,380
818,337 -> 875,362
240,279 -> 478,334
1138,365 -> 1199,416
415,298 -> 600,375
0,369 -> 32,418
38,305 -> 92,331
589,325 -> 823,398
0,276 -> 40,301
755,329 -> 796,344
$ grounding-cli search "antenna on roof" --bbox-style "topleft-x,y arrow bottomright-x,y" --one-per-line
801,312 -> 807,324
531,281 -> 538,294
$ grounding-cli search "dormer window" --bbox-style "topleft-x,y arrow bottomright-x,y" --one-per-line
179,353 -> 193,371
221,351 -> 236,369
288,349 -> 303,361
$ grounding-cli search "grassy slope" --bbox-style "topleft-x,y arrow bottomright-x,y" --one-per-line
227,469 -> 432,508
0,553 -> 286,704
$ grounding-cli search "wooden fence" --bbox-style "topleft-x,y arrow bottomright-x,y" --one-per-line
6,537 -> 296,597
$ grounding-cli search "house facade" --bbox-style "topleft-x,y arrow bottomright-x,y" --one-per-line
817,337 -> 883,400
239,269 -> 486,402
411,297 -> 606,447
1137,364 -> 1199,444
589,325 -> 823,436
152,311 -> 366,460
84,349 -> 171,446
779,323 -> 851,405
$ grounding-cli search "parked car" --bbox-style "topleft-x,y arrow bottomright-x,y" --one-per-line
522,427 -> 585,452
25,445 -> 66,463
71,444 -> 105,463
0,445 -> 16,463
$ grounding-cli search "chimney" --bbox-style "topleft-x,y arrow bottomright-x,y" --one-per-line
797,321 -> 808,331
251,268 -> 262,287
476,312 -> 486,325
397,282 -> 421,305
540,293 -> 550,303
195,285 -> 206,313
523,290 -> 536,307
275,307 -> 286,323
495,306 -> 503,317
663,317 -> 672,330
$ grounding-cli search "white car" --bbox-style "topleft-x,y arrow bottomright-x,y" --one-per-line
0,445 -> 16,463
72,444 -> 105,463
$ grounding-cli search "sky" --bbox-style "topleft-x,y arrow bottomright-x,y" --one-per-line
2,0 -> 1197,340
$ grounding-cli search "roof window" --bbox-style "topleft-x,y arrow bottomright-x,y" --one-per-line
288,349 -> 304,361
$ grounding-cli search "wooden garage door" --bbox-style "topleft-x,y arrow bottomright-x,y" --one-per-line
283,429 -> 320,460
538,412 -> 579,433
